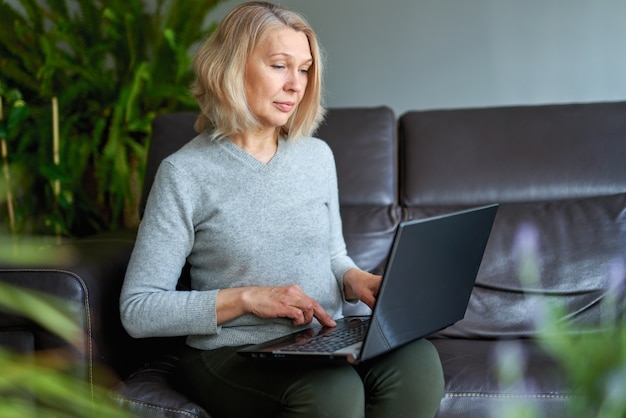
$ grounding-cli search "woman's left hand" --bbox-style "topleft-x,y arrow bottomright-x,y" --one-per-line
343,268 -> 382,309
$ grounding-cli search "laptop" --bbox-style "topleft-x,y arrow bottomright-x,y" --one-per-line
238,204 -> 499,364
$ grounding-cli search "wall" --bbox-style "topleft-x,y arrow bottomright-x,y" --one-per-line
207,0 -> 626,116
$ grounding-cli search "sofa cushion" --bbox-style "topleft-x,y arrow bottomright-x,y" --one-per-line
411,193 -> 626,338
432,339 -> 571,418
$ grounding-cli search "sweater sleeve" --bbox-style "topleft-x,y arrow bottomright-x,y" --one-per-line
119,161 -> 219,338
324,146 -> 359,297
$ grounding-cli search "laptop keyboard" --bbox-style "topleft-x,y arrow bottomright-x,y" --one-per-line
276,319 -> 369,353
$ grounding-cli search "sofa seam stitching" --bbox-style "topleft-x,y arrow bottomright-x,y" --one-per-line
444,392 -> 573,399
108,393 -> 200,418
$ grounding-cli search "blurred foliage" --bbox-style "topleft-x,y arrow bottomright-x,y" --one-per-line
495,224 -> 626,418
0,0 -> 222,236
534,262 -> 626,417
0,234 -> 76,264
0,280 -> 133,417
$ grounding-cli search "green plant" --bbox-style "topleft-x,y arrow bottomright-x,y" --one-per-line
533,260 -> 626,417
0,133 -> 133,415
0,279 -> 134,417
0,0 -> 222,236
495,224 -> 626,418
0,86 -> 30,235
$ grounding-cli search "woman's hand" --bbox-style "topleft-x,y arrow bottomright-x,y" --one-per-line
343,268 -> 382,309
216,285 -> 336,327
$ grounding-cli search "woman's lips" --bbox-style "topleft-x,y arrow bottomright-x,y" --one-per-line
274,101 -> 295,112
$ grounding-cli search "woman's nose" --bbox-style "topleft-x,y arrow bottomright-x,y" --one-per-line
285,70 -> 305,92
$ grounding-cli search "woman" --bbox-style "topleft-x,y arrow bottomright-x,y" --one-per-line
120,2 -> 444,417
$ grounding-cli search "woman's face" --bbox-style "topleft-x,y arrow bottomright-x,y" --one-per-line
245,27 -> 312,134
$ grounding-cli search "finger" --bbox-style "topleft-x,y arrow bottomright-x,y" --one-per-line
286,290 -> 318,325
285,306 -> 307,325
362,295 -> 376,310
301,307 -> 314,324
312,303 -> 336,327
364,288 -> 380,309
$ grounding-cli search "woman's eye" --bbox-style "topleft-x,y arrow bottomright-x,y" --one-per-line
299,68 -> 309,74
271,65 -> 285,70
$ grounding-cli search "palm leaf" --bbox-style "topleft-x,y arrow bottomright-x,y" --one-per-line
1,0 -> 223,235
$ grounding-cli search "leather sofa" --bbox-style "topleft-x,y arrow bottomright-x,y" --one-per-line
1,101 -> 625,417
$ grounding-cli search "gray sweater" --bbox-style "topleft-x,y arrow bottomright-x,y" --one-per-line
120,133 -> 357,350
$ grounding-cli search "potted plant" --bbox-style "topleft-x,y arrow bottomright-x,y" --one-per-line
0,0 -> 222,236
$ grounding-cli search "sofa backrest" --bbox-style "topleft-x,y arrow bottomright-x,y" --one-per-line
399,101 -> 626,338
314,107 -> 399,274
314,107 -> 398,207
399,102 -> 626,205
141,112 -> 199,218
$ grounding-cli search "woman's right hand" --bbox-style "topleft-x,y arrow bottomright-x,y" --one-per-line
216,285 -> 336,328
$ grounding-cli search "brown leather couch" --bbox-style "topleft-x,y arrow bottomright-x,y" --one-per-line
2,101 -> 625,417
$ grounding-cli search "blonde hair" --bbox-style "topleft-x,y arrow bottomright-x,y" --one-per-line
192,2 -> 325,140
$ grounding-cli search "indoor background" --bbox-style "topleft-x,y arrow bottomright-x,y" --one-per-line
207,0 -> 626,116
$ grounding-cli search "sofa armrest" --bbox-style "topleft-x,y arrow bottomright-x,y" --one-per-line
0,231 -> 148,385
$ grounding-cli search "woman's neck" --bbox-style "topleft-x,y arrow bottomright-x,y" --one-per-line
229,129 -> 279,164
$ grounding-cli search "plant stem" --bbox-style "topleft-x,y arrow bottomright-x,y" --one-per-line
52,97 -> 61,240
0,97 -> 16,235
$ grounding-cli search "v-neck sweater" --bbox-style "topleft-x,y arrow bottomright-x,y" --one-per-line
120,133 -> 357,350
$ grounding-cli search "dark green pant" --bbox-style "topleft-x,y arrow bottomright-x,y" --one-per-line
174,338 -> 444,418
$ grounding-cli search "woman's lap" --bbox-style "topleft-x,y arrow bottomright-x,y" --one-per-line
174,338 -> 443,418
